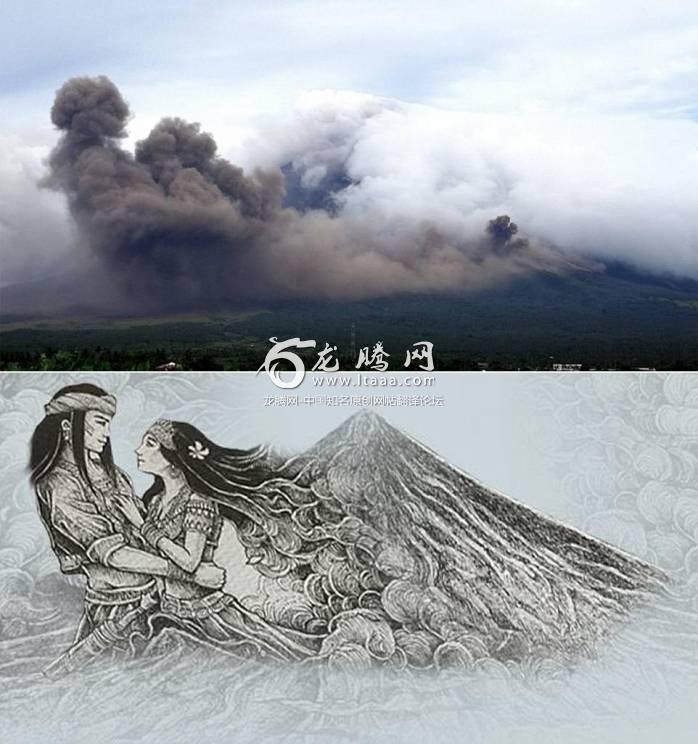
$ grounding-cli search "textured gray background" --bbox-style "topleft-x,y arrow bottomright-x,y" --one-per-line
1,372 -> 697,743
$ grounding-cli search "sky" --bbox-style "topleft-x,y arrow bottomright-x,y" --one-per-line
2,0 -> 698,298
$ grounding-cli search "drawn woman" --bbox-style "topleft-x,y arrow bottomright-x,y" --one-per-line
115,419 -> 321,662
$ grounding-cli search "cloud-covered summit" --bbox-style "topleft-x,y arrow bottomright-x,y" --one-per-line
249,90 -> 698,282
5,69 -> 698,315
29,76 -> 574,312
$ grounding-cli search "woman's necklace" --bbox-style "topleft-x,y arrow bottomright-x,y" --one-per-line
156,481 -> 189,521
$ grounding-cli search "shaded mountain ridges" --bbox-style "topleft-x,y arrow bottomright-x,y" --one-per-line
306,410 -> 662,586
227,411 -> 665,670
5,263 -> 698,371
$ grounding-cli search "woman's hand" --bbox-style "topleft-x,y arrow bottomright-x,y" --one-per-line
113,491 -> 144,528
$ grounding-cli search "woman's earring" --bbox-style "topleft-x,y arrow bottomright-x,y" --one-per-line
168,464 -> 179,478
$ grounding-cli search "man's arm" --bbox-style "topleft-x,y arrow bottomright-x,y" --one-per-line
89,541 -> 224,587
44,473 -> 223,586
102,544 -> 186,578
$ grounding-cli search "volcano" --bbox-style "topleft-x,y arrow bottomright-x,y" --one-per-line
232,411 -> 665,670
5,262 -> 698,369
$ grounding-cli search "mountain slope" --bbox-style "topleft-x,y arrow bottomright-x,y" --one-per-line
5,264 -> 698,369
228,411 -> 665,669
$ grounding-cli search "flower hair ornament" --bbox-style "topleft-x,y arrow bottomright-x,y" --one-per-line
188,441 -> 210,460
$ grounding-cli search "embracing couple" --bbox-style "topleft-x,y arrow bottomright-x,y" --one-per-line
30,383 -> 316,673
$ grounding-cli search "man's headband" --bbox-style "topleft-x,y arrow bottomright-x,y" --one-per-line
44,392 -> 117,418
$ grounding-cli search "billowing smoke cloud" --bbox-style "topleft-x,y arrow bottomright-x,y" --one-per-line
44,76 -> 284,308
40,76 -> 571,311
4,77 -> 698,315
246,91 -> 698,283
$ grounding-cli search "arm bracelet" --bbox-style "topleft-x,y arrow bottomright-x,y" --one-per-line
141,523 -> 166,551
166,561 -> 193,581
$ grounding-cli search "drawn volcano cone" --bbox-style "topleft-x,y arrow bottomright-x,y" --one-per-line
276,410 -> 666,667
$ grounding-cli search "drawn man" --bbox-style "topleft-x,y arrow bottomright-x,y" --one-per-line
29,384 -> 224,669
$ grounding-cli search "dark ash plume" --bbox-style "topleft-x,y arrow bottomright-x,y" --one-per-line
486,214 -> 533,255
487,214 -> 518,245
43,76 -> 577,311
44,76 -> 282,309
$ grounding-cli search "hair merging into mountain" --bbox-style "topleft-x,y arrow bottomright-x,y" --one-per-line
214,411 -> 665,671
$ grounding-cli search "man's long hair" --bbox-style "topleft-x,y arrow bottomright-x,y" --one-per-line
29,383 -> 117,488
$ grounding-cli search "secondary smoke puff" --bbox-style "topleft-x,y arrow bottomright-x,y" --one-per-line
487,215 -> 520,248
44,76 -> 569,309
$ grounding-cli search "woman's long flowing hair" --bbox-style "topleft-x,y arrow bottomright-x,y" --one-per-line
142,421 -> 329,570
143,421 -> 283,507
145,421 -> 383,638
29,383 -> 117,489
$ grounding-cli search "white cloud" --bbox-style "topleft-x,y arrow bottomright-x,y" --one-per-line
0,136 -> 73,287
3,86 -> 698,291
436,27 -> 698,116
2,0 -> 698,290
245,91 -> 698,278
